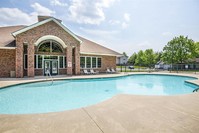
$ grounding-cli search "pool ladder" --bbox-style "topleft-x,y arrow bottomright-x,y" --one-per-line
46,70 -> 53,85
193,88 -> 199,93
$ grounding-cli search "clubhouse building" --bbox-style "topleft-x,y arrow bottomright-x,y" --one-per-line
0,16 -> 122,78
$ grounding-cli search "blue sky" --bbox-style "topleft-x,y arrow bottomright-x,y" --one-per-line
0,0 -> 199,56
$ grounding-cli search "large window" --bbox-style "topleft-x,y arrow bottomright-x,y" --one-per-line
92,57 -> 97,68
24,54 -> 66,69
38,40 -> 63,53
80,57 -> 85,68
86,57 -> 91,68
38,55 -> 43,68
80,56 -> 101,68
97,58 -> 101,68
24,55 -> 27,69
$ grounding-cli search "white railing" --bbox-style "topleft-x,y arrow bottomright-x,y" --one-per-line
46,70 -> 53,85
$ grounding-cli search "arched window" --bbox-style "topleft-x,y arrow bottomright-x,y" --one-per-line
38,40 -> 63,53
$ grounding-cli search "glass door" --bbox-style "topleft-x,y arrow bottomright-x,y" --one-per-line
52,61 -> 58,75
44,61 -> 51,76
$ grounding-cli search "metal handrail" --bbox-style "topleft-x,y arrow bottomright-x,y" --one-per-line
46,70 -> 53,85
193,88 -> 199,93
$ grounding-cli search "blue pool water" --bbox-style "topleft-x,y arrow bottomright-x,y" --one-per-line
0,74 -> 198,114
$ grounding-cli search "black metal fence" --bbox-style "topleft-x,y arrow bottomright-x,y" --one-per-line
117,63 -> 199,73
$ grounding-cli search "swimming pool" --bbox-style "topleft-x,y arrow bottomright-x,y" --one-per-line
0,74 -> 198,114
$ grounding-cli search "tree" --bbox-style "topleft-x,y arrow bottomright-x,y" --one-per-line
128,52 -> 137,65
143,49 -> 155,68
154,52 -> 162,63
135,50 -> 144,66
162,35 -> 195,64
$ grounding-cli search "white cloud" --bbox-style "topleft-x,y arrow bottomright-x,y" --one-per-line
31,3 -> 55,16
0,8 -> 36,26
109,12 -> 131,29
68,0 -> 116,25
50,0 -> 68,7
0,3 -> 55,26
109,20 -> 120,25
122,22 -> 128,29
80,27 -> 119,36
162,32 -> 172,36
124,13 -> 130,22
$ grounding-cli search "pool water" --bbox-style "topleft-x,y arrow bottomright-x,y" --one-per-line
0,74 -> 198,114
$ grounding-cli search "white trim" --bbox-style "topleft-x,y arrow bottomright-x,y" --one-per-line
80,52 -> 122,57
0,47 -> 16,49
35,35 -> 67,48
12,18 -> 82,43
80,56 -> 102,69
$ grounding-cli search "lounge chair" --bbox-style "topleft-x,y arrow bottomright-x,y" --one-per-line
111,68 -> 116,73
90,69 -> 99,74
83,69 -> 91,75
106,68 -> 112,73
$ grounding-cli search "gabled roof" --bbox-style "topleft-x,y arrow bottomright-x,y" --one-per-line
78,36 -> 122,56
12,18 -> 82,43
0,25 -> 25,48
0,24 -> 122,56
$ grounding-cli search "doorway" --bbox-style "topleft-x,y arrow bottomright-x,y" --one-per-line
44,60 -> 58,76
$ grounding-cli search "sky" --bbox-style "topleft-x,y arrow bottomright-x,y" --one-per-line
0,0 -> 199,56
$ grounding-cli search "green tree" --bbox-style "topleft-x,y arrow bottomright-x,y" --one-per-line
162,35 -> 195,64
128,52 -> 137,65
135,50 -> 144,66
143,49 -> 155,68
154,52 -> 162,63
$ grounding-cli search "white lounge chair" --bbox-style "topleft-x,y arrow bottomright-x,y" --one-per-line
111,68 -> 116,73
83,69 -> 90,75
90,69 -> 99,74
106,68 -> 112,73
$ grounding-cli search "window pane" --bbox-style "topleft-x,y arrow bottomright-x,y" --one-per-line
80,57 -> 85,68
52,42 -> 63,53
97,58 -> 101,68
59,56 -> 63,68
92,57 -> 96,68
65,57 -> 67,68
38,55 -> 43,68
34,55 -> 37,68
38,42 -> 50,52
44,55 -> 58,59
86,57 -> 91,68
24,55 -> 27,69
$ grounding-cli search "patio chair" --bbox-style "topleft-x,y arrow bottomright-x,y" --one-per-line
111,68 -> 116,73
83,69 -> 91,75
90,69 -> 99,74
106,68 -> 112,73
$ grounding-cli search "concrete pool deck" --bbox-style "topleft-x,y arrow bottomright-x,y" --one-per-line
0,72 -> 199,133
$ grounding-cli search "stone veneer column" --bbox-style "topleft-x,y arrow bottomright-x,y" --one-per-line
75,45 -> 80,75
15,38 -> 24,78
27,43 -> 35,77
66,45 -> 72,75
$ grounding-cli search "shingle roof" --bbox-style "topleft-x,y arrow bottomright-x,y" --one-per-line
0,25 -> 122,56
78,36 -> 122,56
0,25 -> 25,47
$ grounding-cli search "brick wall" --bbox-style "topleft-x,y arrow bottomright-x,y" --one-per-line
0,49 -> 16,77
80,54 -> 116,72
15,20 -> 81,77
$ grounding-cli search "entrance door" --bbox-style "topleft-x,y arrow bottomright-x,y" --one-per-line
44,60 -> 58,76
51,61 -> 58,75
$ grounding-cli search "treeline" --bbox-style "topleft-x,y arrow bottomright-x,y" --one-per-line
128,49 -> 161,67
128,35 -> 199,67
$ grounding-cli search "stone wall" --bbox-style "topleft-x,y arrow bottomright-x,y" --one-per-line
0,49 -> 16,77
